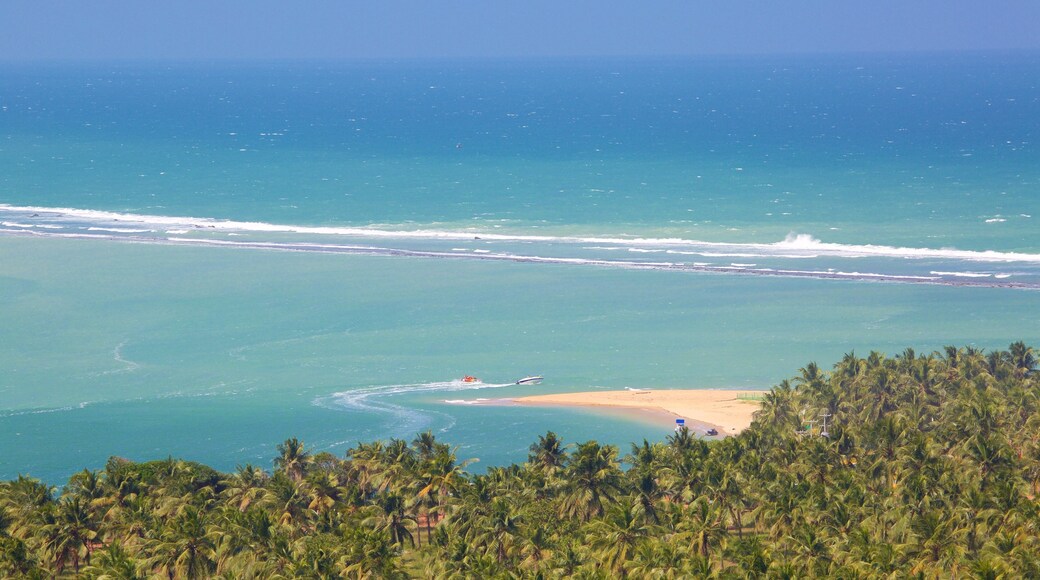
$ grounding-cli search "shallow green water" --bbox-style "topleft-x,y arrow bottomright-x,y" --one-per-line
2,236 -> 1037,481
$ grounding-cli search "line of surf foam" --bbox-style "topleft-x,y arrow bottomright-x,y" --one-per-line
2,221 -> 64,229
4,204 -> 1040,263
4,228 -> 1037,290
171,238 -> 1040,289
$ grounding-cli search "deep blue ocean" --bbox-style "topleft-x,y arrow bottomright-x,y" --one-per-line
2,53 -> 1039,483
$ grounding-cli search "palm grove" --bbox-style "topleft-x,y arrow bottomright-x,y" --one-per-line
1,342 -> 1039,577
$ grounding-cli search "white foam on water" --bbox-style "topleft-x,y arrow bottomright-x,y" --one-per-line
4,205 -> 1039,263
930,271 -> 992,278
442,398 -> 491,405
86,227 -> 154,233
0,402 -> 93,418
314,380 -> 516,436
3,221 -> 59,229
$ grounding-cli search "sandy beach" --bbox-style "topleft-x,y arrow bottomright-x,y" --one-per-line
512,389 -> 764,435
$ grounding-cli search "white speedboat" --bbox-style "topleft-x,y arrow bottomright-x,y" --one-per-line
515,375 -> 544,385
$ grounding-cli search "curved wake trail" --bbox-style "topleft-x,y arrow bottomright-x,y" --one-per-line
314,380 -> 515,437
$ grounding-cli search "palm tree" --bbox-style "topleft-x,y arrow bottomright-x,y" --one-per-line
223,464 -> 268,512
907,509 -> 966,575
304,470 -> 344,515
470,496 -> 523,564
82,542 -> 143,579
145,506 -> 218,579
42,496 -> 99,574
0,535 -> 41,578
625,539 -> 688,579
417,445 -> 473,542
673,497 -> 727,563
784,522 -> 832,576
517,524 -> 554,572
558,441 -> 625,522
274,438 -> 313,482
585,499 -> 651,576
338,526 -> 403,579
371,439 -> 416,494
0,475 -> 54,540
632,471 -> 663,525
665,425 -> 697,454
1008,341 -> 1037,378
412,430 -> 441,462
546,538 -> 588,577
363,493 -> 416,547
529,431 -> 567,477
755,379 -> 797,429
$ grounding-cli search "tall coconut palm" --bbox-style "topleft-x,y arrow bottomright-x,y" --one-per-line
338,526 -> 402,579
82,542 -> 143,579
517,524 -> 554,572
673,497 -> 727,567
267,475 -> 312,534
907,509 -> 967,575
0,535 -> 40,578
274,438 -> 312,482
528,431 -> 567,477
755,379 -> 797,429
144,505 -> 218,579
363,493 -> 416,548
585,499 -> 651,577
0,475 -> 54,540
412,430 -> 441,462
625,539 -> 688,579
222,464 -> 268,512
558,441 -> 625,522
417,445 -> 473,542
470,496 -> 523,564
41,497 -> 99,574
1009,341 -> 1037,378
304,470 -> 344,515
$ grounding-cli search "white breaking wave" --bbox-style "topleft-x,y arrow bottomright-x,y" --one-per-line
2,228 -> 1034,289
930,271 -> 992,278
86,227 -> 154,233
3,204 -> 1040,263
1,221 -> 63,229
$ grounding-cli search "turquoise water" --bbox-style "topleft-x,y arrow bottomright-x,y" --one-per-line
2,54 -> 1039,482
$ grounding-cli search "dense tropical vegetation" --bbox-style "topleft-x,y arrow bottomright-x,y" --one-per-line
2,342 -> 1039,577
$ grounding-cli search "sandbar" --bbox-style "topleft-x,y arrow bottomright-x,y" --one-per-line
512,389 -> 764,435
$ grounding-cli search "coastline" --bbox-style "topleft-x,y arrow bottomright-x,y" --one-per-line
507,388 -> 765,436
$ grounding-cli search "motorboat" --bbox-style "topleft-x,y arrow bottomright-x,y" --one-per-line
515,375 -> 544,385
461,375 -> 481,383
705,428 -> 719,436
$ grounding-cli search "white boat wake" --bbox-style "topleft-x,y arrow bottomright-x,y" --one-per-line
314,380 -> 515,437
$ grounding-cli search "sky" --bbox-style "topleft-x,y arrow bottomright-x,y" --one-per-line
2,0 -> 1039,61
